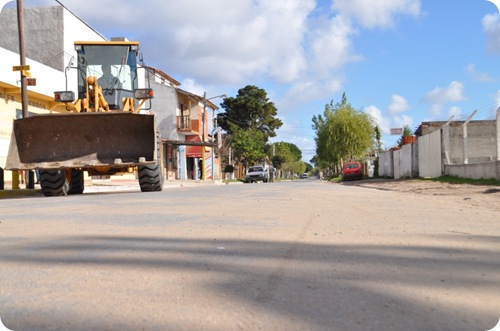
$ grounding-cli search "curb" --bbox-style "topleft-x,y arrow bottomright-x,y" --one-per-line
0,179 -> 241,198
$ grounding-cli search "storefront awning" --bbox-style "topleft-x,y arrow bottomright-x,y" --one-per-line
186,145 -> 202,158
162,139 -> 215,158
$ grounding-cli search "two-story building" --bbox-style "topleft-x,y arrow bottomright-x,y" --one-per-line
145,67 -> 220,180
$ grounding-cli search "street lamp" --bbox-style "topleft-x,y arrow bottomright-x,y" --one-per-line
202,92 -> 227,180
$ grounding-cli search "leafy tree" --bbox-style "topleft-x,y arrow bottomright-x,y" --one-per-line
285,161 -> 306,176
266,142 -> 302,164
271,155 -> 286,169
266,141 -> 307,178
397,125 -> 412,147
312,106 -> 336,167
218,85 -> 283,142
374,125 -> 383,155
228,124 -> 266,166
312,93 -> 375,167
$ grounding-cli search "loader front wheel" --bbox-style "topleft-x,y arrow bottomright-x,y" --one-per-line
68,169 -> 85,195
39,169 -> 70,197
138,129 -> 164,192
138,164 -> 163,191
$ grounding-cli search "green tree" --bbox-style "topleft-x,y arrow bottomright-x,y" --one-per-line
218,85 -> 283,142
397,125 -> 412,147
228,124 -> 266,167
271,155 -> 286,169
267,142 -> 302,164
312,93 -> 375,167
374,125 -> 383,155
266,141 -> 305,178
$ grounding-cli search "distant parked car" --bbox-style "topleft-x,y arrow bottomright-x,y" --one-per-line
245,165 -> 269,183
342,162 -> 363,181
300,173 -> 308,179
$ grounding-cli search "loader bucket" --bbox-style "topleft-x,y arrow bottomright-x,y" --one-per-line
6,112 -> 157,170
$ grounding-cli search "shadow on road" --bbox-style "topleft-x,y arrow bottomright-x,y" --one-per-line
1,234 -> 499,331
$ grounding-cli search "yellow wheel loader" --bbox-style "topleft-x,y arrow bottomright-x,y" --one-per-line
6,40 -> 164,196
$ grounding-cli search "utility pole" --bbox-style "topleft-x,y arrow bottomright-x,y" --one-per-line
202,92 -> 207,180
201,92 -> 226,180
11,0 -> 29,190
462,110 -> 477,165
496,107 -> 500,162
17,0 -> 29,119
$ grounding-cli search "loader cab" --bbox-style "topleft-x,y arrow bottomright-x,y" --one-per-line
75,41 -> 140,110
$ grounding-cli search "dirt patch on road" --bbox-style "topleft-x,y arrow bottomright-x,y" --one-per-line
341,178 -> 500,212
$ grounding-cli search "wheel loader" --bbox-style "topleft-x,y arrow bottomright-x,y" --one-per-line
6,40 -> 164,196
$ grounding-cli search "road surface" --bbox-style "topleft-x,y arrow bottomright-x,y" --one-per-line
0,179 -> 498,330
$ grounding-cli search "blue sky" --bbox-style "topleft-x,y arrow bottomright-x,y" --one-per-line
3,0 -> 500,162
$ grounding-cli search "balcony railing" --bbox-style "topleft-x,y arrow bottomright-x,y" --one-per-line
177,116 -> 200,133
178,115 -> 190,130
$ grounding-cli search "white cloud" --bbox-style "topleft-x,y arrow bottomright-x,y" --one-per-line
422,81 -> 467,116
272,118 -> 316,161
180,78 -> 205,96
332,0 -> 422,29
15,0 -> 425,130
482,13 -> 500,54
493,90 -> 500,106
0,0 -> 13,11
448,106 -> 462,120
279,78 -> 344,113
309,15 -> 361,76
491,90 -> 500,118
388,94 -> 410,114
465,63 -> 495,82
39,0 -> 316,86
363,105 -> 391,133
393,114 -> 413,129
423,81 -> 466,104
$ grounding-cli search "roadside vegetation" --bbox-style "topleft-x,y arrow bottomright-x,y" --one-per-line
217,85 -> 311,179
422,175 -> 500,186
311,92 -> 376,175
218,85 -> 282,167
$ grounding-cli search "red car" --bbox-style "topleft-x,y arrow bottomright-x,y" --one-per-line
342,162 -> 363,180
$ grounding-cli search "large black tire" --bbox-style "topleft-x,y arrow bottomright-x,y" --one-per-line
39,169 -> 69,197
138,164 -> 163,191
68,170 -> 85,195
138,130 -> 164,192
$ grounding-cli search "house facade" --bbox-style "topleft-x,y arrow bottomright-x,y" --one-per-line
146,68 -> 220,180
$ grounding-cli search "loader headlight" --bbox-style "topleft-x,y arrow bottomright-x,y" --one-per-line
54,91 -> 75,102
134,88 -> 154,100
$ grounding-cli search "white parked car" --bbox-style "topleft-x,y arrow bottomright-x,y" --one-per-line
245,166 -> 269,183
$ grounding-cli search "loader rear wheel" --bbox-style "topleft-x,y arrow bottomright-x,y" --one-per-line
138,129 -> 164,192
68,170 -> 84,195
39,169 -> 70,197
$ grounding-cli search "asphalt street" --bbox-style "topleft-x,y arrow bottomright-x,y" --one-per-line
0,179 -> 498,331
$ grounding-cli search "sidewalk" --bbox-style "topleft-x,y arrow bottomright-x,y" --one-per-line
85,178 -> 227,193
0,178 -> 235,198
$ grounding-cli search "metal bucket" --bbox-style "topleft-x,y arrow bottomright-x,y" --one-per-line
6,112 -> 157,170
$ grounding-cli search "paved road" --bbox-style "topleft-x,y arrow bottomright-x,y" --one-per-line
0,180 -> 499,331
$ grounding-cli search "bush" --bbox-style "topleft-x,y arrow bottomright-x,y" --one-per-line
224,165 -> 234,173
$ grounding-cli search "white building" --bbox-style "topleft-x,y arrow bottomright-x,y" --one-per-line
0,5 -> 106,171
